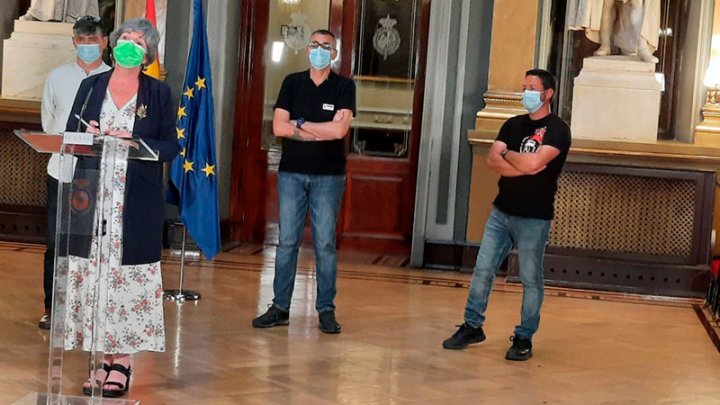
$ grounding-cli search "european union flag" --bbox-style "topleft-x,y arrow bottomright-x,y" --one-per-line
167,0 -> 220,259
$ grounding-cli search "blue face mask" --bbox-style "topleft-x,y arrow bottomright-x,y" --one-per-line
309,47 -> 332,70
76,43 -> 101,64
521,90 -> 544,113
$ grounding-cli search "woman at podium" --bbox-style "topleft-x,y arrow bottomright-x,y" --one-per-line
63,18 -> 179,398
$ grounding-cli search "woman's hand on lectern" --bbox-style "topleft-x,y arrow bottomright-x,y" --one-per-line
86,120 -> 100,135
104,129 -> 133,139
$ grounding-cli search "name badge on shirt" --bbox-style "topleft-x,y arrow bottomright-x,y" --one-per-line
322,103 -> 335,111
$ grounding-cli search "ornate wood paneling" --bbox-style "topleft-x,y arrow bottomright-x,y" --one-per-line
506,162 -> 716,297
550,167 -> 703,263
0,121 -> 46,242
0,127 -> 46,207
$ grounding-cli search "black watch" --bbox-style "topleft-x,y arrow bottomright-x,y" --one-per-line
296,118 -> 305,129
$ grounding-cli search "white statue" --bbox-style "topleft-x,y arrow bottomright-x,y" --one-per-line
567,0 -> 661,64
20,0 -> 99,23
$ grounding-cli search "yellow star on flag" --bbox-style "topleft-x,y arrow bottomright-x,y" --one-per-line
177,106 -> 187,120
183,160 -> 194,173
195,76 -> 206,90
176,127 -> 185,139
184,87 -> 194,99
201,163 -> 215,177
180,148 -> 186,158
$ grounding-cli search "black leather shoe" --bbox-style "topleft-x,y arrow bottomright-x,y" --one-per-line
318,311 -> 341,334
38,309 -> 51,330
252,305 -> 289,328
442,323 -> 486,350
505,335 -> 532,361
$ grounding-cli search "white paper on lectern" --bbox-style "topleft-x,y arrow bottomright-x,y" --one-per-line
62,131 -> 93,146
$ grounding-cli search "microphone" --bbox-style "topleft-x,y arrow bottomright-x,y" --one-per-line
76,86 -> 94,132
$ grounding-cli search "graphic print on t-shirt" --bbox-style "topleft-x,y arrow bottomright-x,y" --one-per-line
520,126 -> 546,153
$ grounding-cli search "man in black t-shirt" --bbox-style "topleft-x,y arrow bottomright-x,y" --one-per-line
443,69 -> 571,361
252,29 -> 356,334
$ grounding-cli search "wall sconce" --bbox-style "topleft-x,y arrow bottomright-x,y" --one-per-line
694,55 -> 720,143
704,34 -> 720,104
704,57 -> 720,104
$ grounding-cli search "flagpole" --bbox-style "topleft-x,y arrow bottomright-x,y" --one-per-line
167,0 -> 221,271
163,225 -> 201,301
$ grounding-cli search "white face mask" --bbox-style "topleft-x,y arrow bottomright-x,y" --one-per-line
309,47 -> 332,70
76,43 -> 101,63
521,90 -> 544,113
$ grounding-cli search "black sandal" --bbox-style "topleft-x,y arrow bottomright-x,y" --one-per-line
102,363 -> 132,398
82,362 -> 112,396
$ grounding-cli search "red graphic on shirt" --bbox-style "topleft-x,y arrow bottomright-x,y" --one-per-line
520,126 -> 546,153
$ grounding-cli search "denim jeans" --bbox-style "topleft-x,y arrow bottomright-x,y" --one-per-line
464,207 -> 552,340
273,172 -> 345,313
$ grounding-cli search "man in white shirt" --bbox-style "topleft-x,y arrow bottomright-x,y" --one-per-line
39,15 -> 110,329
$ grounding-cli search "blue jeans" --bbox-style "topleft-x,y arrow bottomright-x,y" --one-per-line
273,172 -> 345,313
464,207 -> 552,340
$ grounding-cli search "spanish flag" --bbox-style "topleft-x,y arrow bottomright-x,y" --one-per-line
144,0 -> 161,79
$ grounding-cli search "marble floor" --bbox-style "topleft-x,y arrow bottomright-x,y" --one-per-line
1,242 -> 719,404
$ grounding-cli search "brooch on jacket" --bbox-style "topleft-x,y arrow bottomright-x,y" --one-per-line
136,104 -> 148,120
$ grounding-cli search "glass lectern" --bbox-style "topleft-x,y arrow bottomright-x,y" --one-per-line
13,130 -> 158,405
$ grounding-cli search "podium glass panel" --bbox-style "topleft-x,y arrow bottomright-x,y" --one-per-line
13,131 -> 157,404
12,393 -> 139,405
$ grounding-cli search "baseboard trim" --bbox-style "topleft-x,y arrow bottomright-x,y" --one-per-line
423,240 -> 479,273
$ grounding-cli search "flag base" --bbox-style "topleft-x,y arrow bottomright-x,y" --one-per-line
163,289 -> 201,301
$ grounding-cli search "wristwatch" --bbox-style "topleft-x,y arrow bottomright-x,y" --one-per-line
500,149 -> 509,160
296,117 -> 305,129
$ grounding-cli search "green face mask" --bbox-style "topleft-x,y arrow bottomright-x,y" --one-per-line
113,39 -> 146,69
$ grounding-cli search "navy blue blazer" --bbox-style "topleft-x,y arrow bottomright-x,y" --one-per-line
66,70 -> 180,265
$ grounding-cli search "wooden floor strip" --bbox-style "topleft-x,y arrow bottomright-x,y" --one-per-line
693,304 -> 720,353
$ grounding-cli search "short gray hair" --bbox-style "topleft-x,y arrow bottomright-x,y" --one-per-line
109,18 -> 160,64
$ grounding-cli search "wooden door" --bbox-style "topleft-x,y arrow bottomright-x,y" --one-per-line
335,0 -> 430,254
229,0 -> 430,255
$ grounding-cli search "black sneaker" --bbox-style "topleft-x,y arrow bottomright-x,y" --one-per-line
442,323 -> 486,350
318,311 -> 341,334
252,305 -> 289,328
505,335 -> 532,361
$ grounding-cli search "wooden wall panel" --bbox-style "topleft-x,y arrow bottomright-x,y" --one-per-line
343,174 -> 404,238
229,0 -> 270,243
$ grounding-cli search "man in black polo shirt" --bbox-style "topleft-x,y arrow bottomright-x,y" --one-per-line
252,29 -> 356,334
442,69 -> 571,360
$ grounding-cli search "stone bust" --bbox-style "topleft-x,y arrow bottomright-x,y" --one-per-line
567,0 -> 661,64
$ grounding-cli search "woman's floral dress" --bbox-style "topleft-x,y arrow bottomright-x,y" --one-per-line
62,89 -> 165,354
